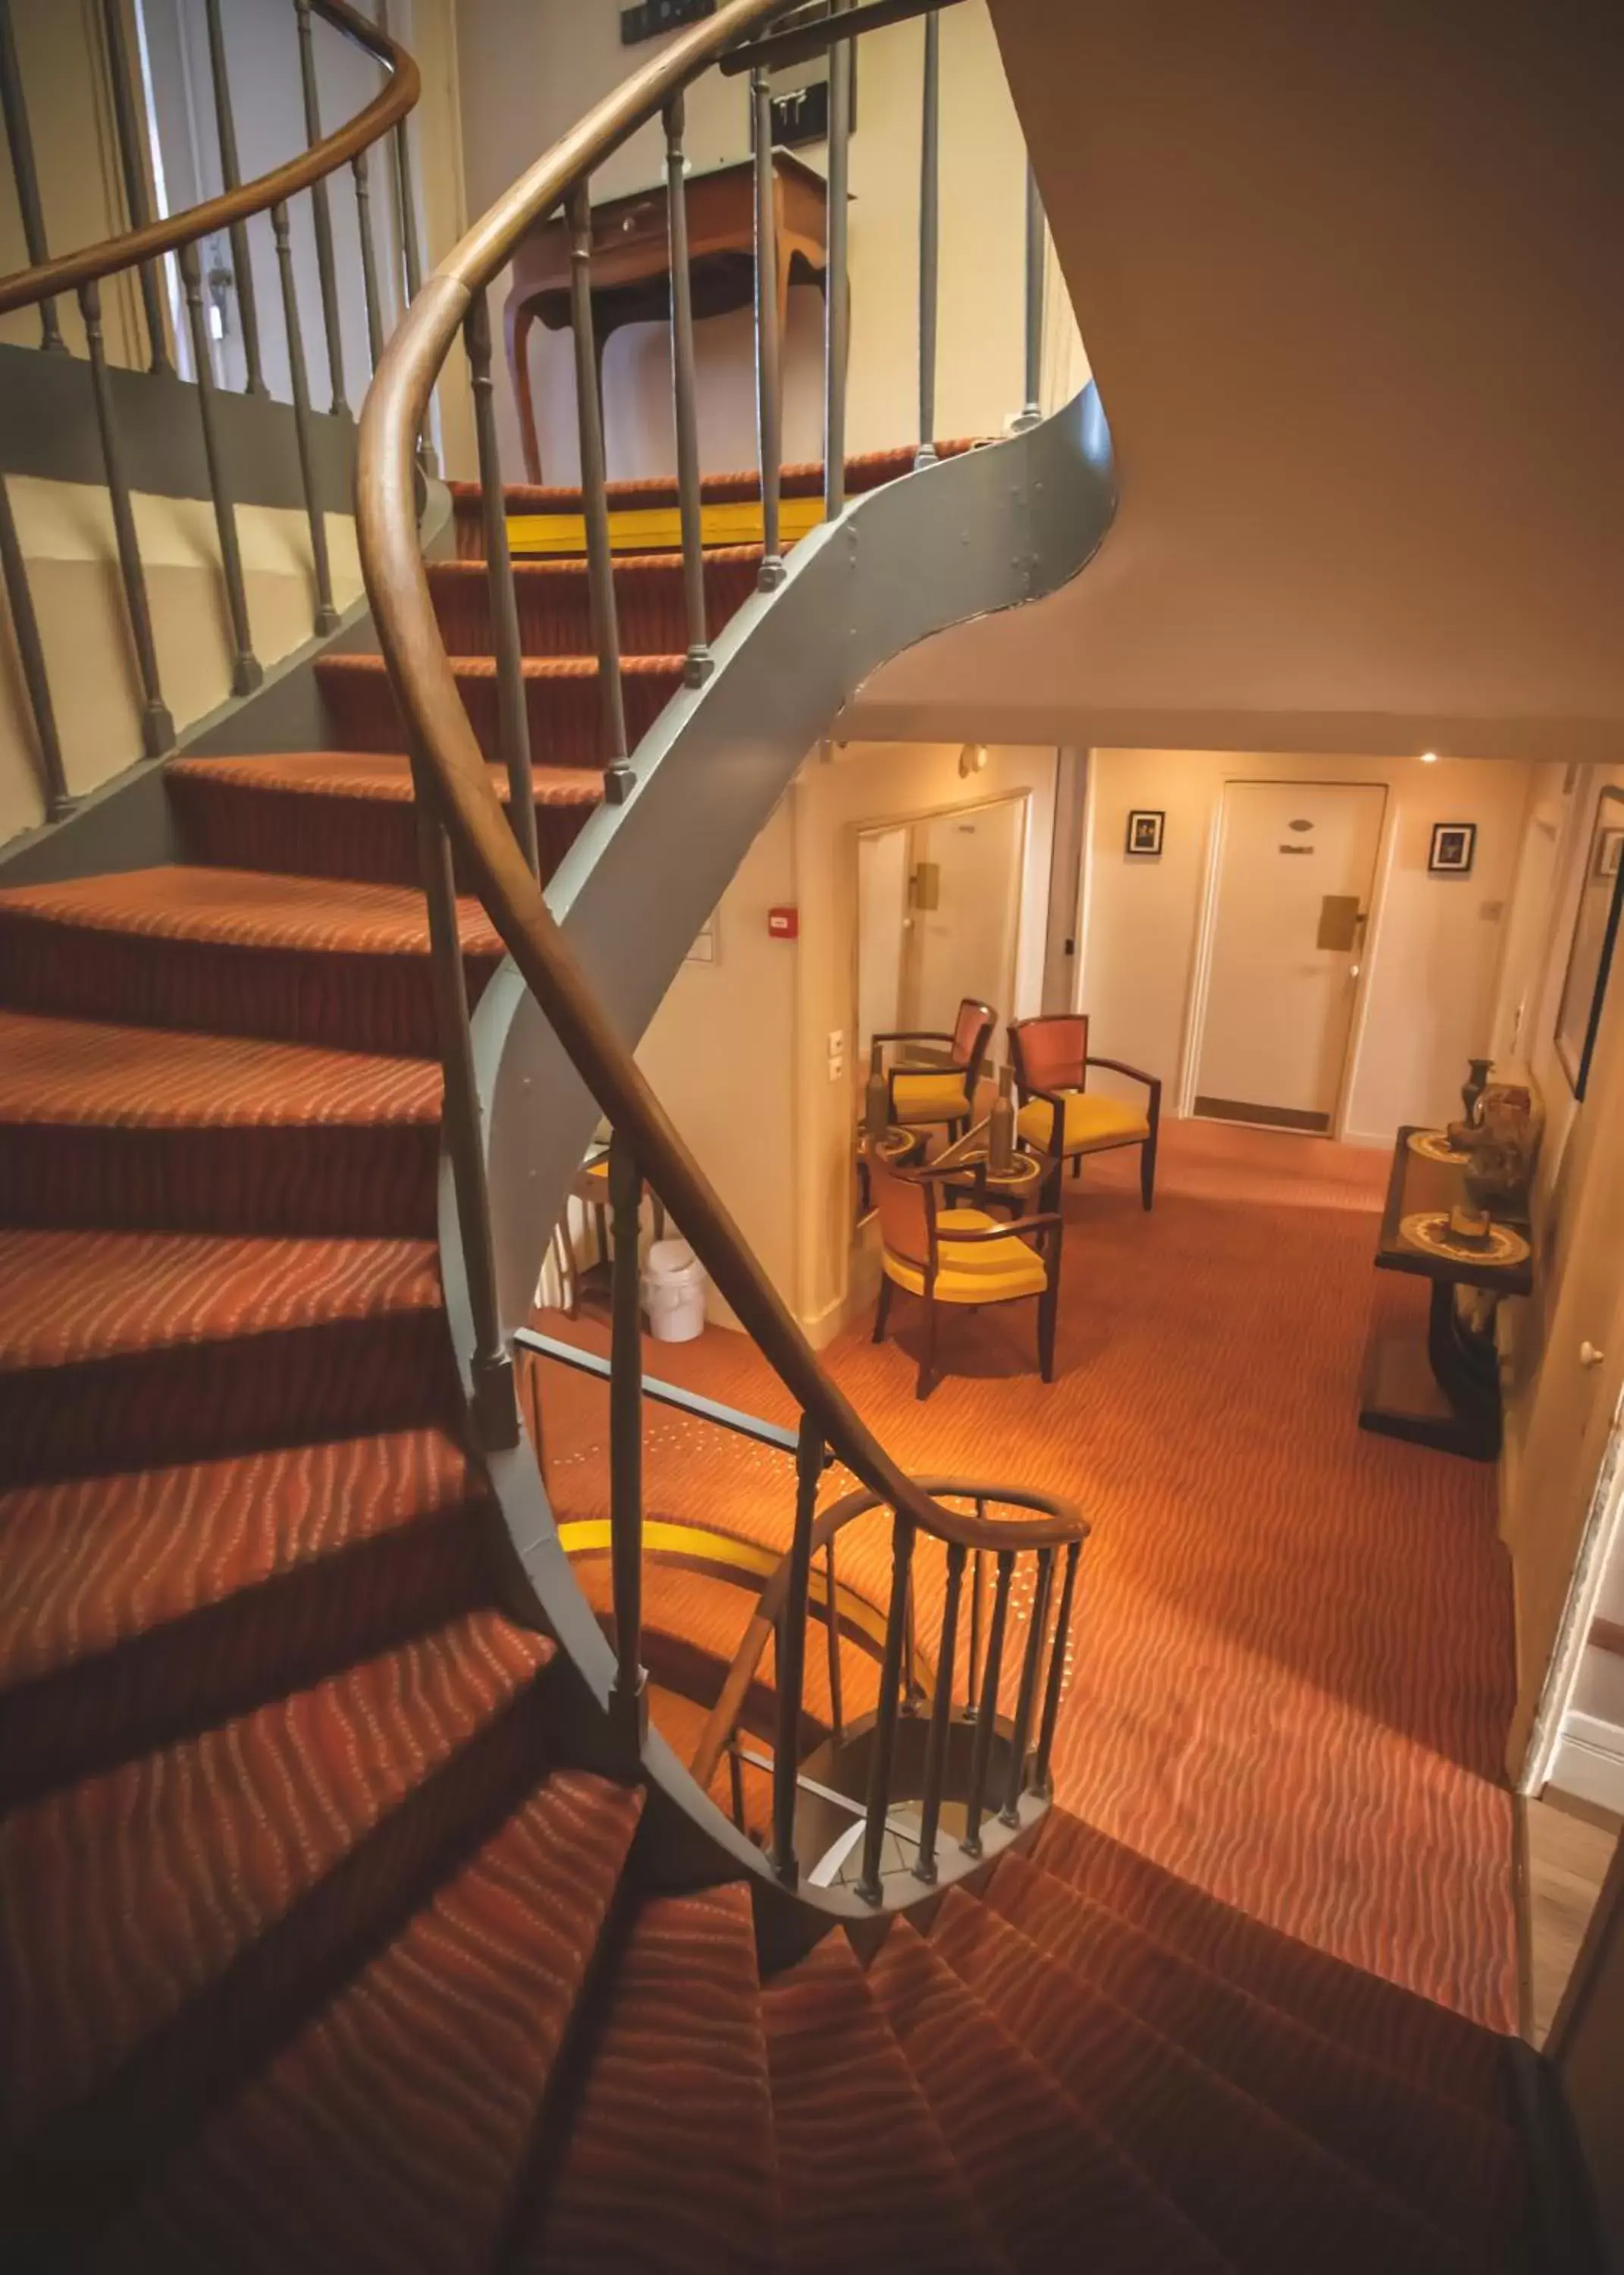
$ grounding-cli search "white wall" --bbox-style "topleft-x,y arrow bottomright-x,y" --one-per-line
1078,748 -> 1532,1145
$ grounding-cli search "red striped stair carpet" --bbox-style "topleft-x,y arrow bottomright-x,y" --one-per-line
0,457 -> 1533,2270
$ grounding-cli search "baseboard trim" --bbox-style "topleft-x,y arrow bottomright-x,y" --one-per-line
1548,1715 -> 1624,1815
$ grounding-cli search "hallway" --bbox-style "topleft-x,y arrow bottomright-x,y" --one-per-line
533,1120 -> 1519,2031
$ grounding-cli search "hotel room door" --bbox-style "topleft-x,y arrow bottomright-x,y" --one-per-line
1193,780 -> 1386,1133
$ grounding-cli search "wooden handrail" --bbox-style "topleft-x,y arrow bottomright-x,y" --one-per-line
690,1481 -> 1086,1789
0,0 -> 416,318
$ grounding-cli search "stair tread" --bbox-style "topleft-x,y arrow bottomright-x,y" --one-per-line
0,1427 -> 483,1694
105,1771 -> 641,2275
445,441 -> 977,519
168,748 -> 604,807
928,1887 -> 1480,2275
317,650 -> 686,679
0,1609 -> 553,2132
525,1881 -> 779,2274
988,1851 -> 1520,2251
763,1931 -> 1010,2275
0,864 -> 500,959
1030,1812 -> 1515,2122
868,1919 -> 1234,2274
0,1009 -> 440,1131
428,543 -> 764,582
0,1227 -> 440,1375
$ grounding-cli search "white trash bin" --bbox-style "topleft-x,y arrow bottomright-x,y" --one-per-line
643,1237 -> 707,1343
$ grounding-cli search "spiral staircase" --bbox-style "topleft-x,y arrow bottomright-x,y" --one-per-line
0,1 -> 1588,2268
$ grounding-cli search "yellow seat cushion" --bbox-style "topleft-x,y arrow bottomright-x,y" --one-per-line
891,1070 -> 973,1124
883,1207 -> 1048,1304
1017,1088 -> 1149,1157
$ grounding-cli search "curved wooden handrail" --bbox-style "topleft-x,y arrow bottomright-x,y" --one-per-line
691,1480 -> 1086,1789
356,0 -> 1084,1638
0,0 -> 417,318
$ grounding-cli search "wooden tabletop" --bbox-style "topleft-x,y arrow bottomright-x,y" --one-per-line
1375,1126 -> 1534,1296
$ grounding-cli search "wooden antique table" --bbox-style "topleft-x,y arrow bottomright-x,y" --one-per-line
1358,1125 -> 1534,1461
504,152 -> 832,485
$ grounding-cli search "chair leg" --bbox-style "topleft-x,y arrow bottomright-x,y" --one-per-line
917,1295 -> 938,1401
873,1274 -> 895,1347
1037,1279 -> 1058,1384
1071,1151 -> 1081,1181
1140,1132 -> 1158,1211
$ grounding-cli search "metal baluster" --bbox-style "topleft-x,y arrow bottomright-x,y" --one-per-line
751,67 -> 785,589
1001,1550 -> 1055,1825
353,147 -> 385,378
913,1539 -> 965,1884
914,9 -> 940,469
770,1414 -> 824,1888
390,111 -> 436,475
202,0 -> 265,396
411,772 -> 517,1451
465,288 -> 539,874
293,0 -> 346,413
855,1511 -> 916,1904
98,0 -> 169,373
607,1134 -> 648,1748
823,0 -> 852,517
823,1536 -> 844,1744
0,473 -> 68,817
965,1530 -> 986,1713
0,0 -> 64,351
569,179 -> 633,803
1034,1539 -> 1080,1793
178,240 -> 261,697
728,1740 -> 747,1833
961,1549 -> 1012,1857
663,96 -> 711,688
1014,160 -> 1044,431
78,279 -> 173,756
271,202 -> 338,634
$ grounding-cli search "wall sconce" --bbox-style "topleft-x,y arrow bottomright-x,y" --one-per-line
958,742 -> 988,778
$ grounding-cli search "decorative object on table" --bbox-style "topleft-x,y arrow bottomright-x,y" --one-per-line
1445,1075 -> 1544,1216
1407,1128 -> 1473,1166
872,997 -> 995,1144
1398,1211 -> 1531,1270
1428,821 -> 1477,874
867,1149 -> 1064,1402
1459,1054 -> 1494,1127
989,1063 -> 1017,1175
864,1037 -> 889,1141
1008,1012 -> 1162,1209
1125,808 -> 1165,857
1556,783 -> 1624,1100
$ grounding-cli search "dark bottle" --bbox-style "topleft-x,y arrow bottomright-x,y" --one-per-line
1461,1056 -> 1493,1127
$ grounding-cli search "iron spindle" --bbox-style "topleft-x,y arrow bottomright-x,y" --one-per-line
914,10 -> 940,468
855,1511 -> 916,1903
354,148 -> 386,377
751,67 -> 785,588
294,0 -> 346,413
966,1531 -> 985,1714
202,0 -> 266,395
663,96 -> 711,686
568,178 -> 633,802
961,1549 -> 1012,1856
1014,159 -> 1044,431
0,473 -> 68,817
823,0 -> 852,517
607,1134 -> 649,1744
98,0 -> 169,373
1000,1548 -> 1054,1825
0,0 -> 63,351
824,1536 -> 844,1743
770,1414 -> 825,1888
728,1740 -> 747,1833
271,202 -> 338,634
465,288 -> 540,874
78,279 -> 173,756
179,240 -> 262,697
390,111 -> 437,474
913,1538 -> 965,1884
1034,1537 -> 1080,1793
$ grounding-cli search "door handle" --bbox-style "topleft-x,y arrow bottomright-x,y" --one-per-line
1580,1341 -> 1606,1369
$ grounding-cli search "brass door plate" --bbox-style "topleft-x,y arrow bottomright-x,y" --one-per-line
1317,893 -> 1361,951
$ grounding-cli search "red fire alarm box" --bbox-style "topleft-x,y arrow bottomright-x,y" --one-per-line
768,906 -> 799,940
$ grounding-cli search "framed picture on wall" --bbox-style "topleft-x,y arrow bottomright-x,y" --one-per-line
1126,809 -> 1165,858
1556,786 -> 1624,1100
1428,822 -> 1477,875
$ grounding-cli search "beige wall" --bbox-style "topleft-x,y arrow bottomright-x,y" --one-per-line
450,0 -> 1061,488
1079,748 -> 1532,1145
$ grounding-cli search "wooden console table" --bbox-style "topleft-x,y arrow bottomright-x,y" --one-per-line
1358,1125 -> 1534,1461
503,152 -> 833,486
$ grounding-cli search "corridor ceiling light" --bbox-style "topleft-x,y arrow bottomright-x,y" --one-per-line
959,742 -> 989,777
1420,751 -> 1439,764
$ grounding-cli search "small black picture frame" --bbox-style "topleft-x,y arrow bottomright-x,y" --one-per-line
1428,822 -> 1476,876
1126,808 -> 1165,858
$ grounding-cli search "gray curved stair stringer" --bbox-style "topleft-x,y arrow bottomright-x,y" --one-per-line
465,385 -> 1115,1339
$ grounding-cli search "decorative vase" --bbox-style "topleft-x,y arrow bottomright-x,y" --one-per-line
990,1064 -> 1016,1174
864,1039 -> 889,1141
1460,1056 -> 1493,1127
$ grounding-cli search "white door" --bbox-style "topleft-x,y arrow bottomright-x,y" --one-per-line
903,798 -> 1026,1050
1194,780 -> 1387,1131
855,825 -> 910,1052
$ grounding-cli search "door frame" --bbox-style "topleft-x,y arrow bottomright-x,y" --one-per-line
1178,774 -> 1399,1138
1518,1389 -> 1624,1801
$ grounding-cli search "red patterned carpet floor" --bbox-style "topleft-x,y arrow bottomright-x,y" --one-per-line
527,1118 -> 1519,2032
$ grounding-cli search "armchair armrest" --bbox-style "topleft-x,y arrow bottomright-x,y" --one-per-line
1021,1084 -> 1071,1156
1086,1056 -> 1162,1125
939,1212 -> 1064,1251
870,1029 -> 953,1048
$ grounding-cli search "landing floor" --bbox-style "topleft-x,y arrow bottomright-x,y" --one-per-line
530,1120 -> 1519,2030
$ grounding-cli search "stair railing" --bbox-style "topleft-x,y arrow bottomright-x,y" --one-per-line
0,0 -> 420,821
359,0 -> 1083,1897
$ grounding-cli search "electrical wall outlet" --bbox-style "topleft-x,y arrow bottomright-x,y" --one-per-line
829,1054 -> 846,1084
620,0 -> 715,46
827,1030 -> 845,1058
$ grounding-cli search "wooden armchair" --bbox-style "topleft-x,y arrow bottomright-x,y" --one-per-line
868,1149 -> 1063,1401
1008,1014 -> 1162,1210
870,996 -> 996,1146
